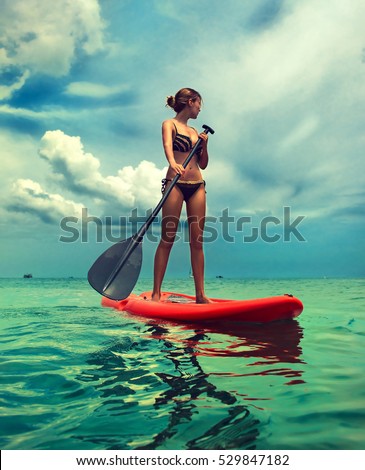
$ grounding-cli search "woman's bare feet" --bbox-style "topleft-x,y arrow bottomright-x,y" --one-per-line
196,295 -> 213,304
151,292 -> 160,302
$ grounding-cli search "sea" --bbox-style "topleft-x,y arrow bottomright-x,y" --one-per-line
0,277 -> 364,451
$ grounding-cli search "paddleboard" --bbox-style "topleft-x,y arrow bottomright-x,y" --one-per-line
102,291 -> 303,323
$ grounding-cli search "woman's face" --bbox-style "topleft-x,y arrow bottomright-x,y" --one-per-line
189,98 -> 201,119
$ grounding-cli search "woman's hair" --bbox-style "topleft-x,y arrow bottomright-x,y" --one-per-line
166,88 -> 202,113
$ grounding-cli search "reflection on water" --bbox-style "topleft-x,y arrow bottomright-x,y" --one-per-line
78,317 -> 304,450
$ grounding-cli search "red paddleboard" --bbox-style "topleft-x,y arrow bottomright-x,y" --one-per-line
102,291 -> 303,323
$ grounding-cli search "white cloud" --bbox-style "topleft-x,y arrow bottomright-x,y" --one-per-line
38,130 -> 166,210
0,69 -> 30,101
0,0 -> 105,98
3,128 -> 167,226
65,81 -> 130,98
0,102 -> 114,124
0,103 -> 62,120
279,116 -> 319,151
183,0 -> 365,129
9,178 -> 84,223
2,0 -> 364,229
163,0 -> 365,222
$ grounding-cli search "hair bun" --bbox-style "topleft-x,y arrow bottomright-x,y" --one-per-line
166,95 -> 175,109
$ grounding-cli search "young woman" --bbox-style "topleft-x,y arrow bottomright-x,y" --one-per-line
151,88 -> 211,303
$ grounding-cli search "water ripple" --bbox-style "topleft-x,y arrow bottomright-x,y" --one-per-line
1,278 -> 365,449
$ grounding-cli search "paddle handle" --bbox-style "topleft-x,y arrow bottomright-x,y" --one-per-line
134,124 -> 215,242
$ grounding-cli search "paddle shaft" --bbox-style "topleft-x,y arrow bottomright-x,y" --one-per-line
102,124 -> 214,293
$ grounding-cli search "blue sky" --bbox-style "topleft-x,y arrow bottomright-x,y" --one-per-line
0,0 -> 364,279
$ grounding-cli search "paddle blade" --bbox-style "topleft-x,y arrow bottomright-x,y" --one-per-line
88,237 -> 143,300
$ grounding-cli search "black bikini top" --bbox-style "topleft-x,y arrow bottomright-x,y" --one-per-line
172,122 -> 201,155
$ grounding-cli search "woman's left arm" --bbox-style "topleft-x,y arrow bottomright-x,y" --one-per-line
198,132 -> 209,169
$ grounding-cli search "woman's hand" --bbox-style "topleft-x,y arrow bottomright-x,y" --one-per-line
169,162 -> 185,176
199,132 -> 208,147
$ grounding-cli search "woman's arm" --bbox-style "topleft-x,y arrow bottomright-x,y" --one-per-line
162,120 -> 185,176
197,132 -> 209,169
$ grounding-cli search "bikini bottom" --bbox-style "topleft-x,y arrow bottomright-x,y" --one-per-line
161,179 -> 206,202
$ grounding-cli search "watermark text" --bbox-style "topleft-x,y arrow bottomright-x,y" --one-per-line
59,207 -> 306,244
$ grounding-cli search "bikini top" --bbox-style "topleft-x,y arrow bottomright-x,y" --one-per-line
172,122 -> 202,155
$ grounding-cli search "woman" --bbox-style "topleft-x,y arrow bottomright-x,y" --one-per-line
152,88 -> 211,303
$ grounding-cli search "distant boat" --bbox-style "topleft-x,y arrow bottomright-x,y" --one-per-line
23,273 -> 33,278
216,275 -> 223,279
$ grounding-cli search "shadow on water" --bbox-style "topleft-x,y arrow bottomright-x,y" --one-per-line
77,317 -> 304,450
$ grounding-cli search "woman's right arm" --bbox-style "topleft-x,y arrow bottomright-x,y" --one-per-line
162,120 -> 185,176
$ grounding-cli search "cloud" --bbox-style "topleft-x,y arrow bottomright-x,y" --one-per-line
246,0 -> 285,32
38,130 -> 166,210
8,178 -> 84,223
4,128 -> 167,226
0,0 -> 105,99
279,116 -> 319,151
0,68 -> 30,100
162,0 -> 365,223
65,81 -> 130,99
0,0 -> 363,278
201,0 -> 364,116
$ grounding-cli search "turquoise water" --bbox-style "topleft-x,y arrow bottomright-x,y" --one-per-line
0,277 -> 364,450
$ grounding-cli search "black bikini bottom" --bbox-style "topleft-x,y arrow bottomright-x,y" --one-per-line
161,179 -> 206,202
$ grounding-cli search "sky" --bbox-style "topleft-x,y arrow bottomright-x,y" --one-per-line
0,0 -> 364,279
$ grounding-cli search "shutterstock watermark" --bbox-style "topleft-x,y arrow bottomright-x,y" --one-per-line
59,206 -> 306,243
59,207 -> 306,244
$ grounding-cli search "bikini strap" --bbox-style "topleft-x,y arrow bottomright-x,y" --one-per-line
161,178 -> 172,194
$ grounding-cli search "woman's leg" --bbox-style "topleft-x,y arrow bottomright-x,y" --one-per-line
186,185 -> 211,303
152,184 -> 184,301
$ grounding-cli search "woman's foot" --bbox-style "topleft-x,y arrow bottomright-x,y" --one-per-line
151,292 -> 160,302
196,295 -> 213,304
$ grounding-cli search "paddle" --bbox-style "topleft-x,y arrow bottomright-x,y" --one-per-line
88,124 -> 215,300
